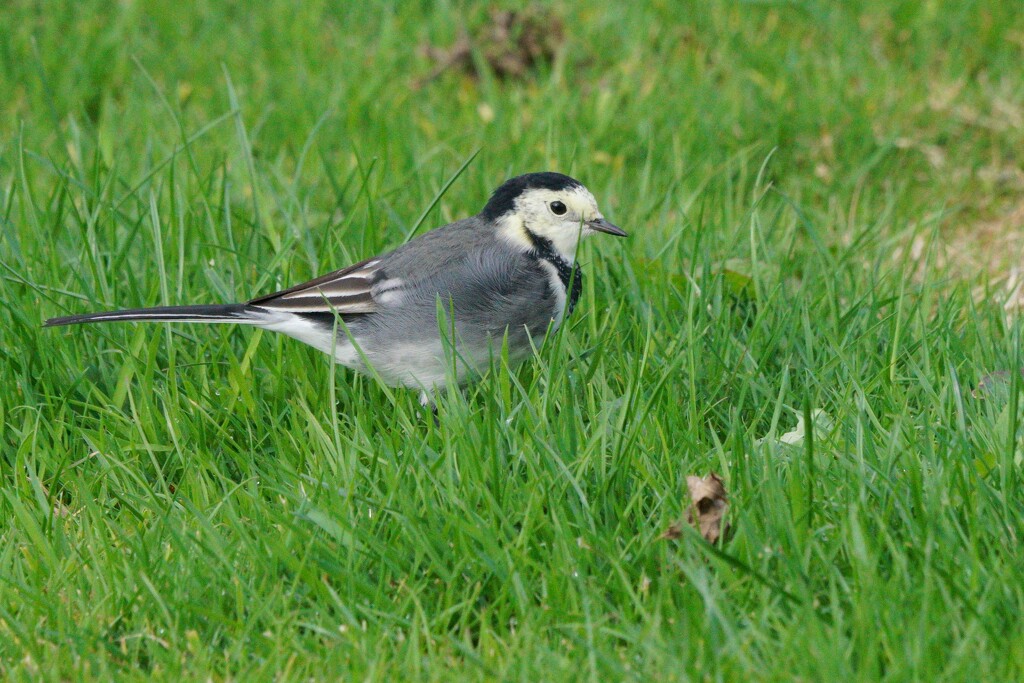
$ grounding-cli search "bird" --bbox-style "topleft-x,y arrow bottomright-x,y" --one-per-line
45,172 -> 626,405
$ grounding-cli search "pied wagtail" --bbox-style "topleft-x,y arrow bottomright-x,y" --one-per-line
45,172 -> 626,404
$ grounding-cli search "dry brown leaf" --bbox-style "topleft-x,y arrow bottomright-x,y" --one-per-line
661,472 -> 731,543
415,6 -> 564,88
687,473 -> 730,543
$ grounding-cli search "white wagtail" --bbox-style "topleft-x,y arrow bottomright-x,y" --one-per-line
45,172 -> 626,403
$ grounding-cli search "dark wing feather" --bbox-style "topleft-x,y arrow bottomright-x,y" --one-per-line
247,257 -> 383,314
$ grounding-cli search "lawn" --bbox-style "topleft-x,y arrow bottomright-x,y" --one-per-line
2,0 -> 1023,680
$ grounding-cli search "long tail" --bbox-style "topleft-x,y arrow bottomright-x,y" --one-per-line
44,304 -> 253,327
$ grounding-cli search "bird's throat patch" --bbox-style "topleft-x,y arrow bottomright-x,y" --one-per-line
525,227 -> 583,317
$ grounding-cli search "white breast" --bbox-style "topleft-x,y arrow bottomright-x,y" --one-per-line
536,260 -> 568,329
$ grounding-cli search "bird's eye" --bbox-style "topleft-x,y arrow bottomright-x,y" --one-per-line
550,201 -> 568,216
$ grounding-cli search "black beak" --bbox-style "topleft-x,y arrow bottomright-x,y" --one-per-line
587,217 -> 627,237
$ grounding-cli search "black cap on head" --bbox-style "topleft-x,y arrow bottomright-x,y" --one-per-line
481,172 -> 583,221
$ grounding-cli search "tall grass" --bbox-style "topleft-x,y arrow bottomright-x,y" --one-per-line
1,1 -> 1022,679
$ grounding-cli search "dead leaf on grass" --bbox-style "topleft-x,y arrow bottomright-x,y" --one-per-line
662,472 -> 731,544
416,6 -> 564,88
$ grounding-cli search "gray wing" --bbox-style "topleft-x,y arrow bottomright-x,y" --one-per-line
246,218 -> 489,317
401,245 -> 559,342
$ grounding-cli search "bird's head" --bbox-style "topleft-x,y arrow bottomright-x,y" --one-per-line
482,172 -> 626,261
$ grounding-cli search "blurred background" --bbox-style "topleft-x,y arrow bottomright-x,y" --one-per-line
3,0 -> 1022,280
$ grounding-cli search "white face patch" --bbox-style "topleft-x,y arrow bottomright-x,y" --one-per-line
497,185 -> 605,261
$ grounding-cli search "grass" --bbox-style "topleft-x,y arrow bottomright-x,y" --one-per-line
2,0 -> 1023,679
